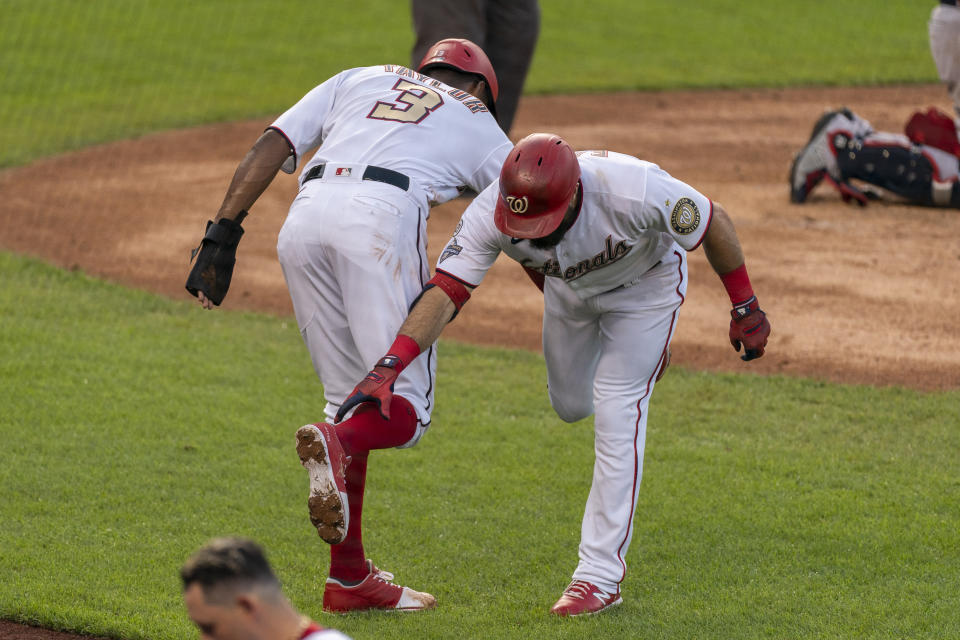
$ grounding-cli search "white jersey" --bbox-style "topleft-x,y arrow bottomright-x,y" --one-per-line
270,64 -> 513,206
436,150 -> 713,298
303,622 -> 351,640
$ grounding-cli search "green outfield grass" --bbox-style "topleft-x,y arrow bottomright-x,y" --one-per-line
0,0 -> 937,168
2,257 -> 959,640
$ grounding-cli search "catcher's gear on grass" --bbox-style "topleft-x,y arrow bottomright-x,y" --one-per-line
185,211 -> 247,305
729,296 -> 770,361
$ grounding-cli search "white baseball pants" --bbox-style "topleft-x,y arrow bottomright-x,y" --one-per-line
543,248 -> 688,594
930,3 -> 960,115
277,171 -> 436,446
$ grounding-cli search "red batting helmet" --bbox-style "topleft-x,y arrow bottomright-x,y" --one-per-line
494,134 -> 581,239
417,38 -> 499,105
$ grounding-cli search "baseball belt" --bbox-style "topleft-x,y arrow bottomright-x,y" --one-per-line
303,163 -> 410,191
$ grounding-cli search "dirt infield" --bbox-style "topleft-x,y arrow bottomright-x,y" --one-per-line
3,83 -> 959,395
1,83 -> 959,639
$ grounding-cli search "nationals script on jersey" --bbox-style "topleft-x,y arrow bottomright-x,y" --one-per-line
437,150 -> 714,298
269,65 -> 512,205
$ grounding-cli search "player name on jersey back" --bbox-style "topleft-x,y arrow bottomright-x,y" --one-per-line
381,65 -> 490,114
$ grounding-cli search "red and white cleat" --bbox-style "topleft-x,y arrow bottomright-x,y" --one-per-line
295,423 -> 349,544
323,559 -> 437,613
549,579 -> 622,617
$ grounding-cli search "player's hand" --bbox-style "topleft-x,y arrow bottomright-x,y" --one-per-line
729,296 -> 770,361
335,359 -> 400,423
197,290 -> 214,310
185,213 -> 246,306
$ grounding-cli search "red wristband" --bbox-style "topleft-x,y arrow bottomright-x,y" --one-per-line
719,263 -> 754,306
384,334 -> 422,373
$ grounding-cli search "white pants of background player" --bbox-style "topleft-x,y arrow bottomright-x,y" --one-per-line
543,247 -> 688,594
276,168 -> 436,446
930,3 -> 960,116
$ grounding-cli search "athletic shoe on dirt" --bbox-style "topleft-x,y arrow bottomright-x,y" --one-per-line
549,579 -> 623,616
789,107 -> 873,203
323,559 -> 437,613
295,423 -> 349,544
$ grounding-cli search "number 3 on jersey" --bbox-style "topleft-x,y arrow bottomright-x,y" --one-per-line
368,79 -> 443,124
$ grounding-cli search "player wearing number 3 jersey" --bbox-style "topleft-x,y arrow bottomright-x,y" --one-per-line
185,39 -> 512,612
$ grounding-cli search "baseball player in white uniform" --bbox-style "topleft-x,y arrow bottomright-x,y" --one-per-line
336,133 -> 771,616
185,39 -> 512,612
930,0 -> 960,117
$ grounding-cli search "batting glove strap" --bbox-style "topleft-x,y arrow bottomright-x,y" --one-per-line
376,355 -> 404,373
202,216 -> 245,247
731,295 -> 760,320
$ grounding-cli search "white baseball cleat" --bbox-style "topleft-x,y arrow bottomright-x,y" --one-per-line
295,423 -> 349,544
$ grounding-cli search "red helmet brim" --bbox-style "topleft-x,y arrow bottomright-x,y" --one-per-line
494,194 -> 569,239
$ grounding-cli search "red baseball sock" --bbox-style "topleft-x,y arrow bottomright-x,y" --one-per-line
328,452 -> 369,582
327,396 -> 418,582
335,395 -> 418,456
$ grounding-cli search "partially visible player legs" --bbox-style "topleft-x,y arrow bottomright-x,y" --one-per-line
481,0 -> 540,133
411,0 -> 486,79
278,180 -> 437,611
544,253 -> 686,617
410,0 -> 539,133
929,2 -> 960,116
542,278 -> 601,424
320,453 -> 437,613
576,255 -> 685,615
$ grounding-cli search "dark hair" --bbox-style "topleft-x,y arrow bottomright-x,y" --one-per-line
180,537 -> 281,602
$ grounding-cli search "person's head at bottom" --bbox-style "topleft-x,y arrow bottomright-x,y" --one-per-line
181,537 -> 318,640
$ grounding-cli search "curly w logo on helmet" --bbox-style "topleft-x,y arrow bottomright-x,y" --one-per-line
506,195 -> 529,214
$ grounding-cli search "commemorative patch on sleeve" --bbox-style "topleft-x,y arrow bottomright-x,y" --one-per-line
670,197 -> 701,235
439,240 -> 463,263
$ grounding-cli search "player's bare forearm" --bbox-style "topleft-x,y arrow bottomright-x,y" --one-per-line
702,202 -> 770,360
397,286 -> 463,350
701,203 -> 745,275
214,129 -> 292,221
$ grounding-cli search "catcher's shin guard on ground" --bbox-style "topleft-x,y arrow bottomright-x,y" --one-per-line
831,133 -> 960,208
296,424 -> 349,544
